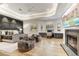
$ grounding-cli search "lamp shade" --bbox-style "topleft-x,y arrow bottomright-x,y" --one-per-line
2,17 -> 8,23
11,20 -> 16,24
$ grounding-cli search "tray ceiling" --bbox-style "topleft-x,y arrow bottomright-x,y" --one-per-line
0,3 -> 58,20
0,3 -> 74,21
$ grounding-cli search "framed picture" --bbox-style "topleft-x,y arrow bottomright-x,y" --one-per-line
30,24 -> 37,32
46,24 -> 54,31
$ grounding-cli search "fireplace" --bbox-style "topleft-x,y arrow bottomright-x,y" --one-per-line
65,29 -> 79,55
67,34 -> 77,54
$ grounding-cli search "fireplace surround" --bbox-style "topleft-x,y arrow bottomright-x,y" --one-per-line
65,29 -> 79,55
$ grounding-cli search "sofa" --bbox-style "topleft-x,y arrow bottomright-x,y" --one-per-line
18,34 -> 41,52
18,34 -> 35,52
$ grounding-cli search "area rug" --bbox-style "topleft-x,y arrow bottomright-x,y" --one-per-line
0,42 -> 17,53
